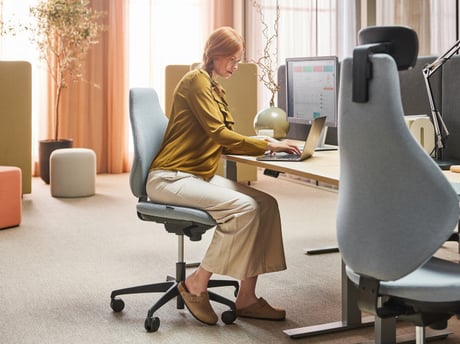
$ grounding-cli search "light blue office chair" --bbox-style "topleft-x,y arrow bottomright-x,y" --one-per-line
338,26 -> 460,343
110,88 -> 238,332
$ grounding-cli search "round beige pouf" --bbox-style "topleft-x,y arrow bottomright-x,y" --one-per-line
50,148 -> 96,198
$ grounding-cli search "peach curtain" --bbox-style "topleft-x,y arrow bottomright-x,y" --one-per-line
212,0 -> 234,28
39,0 -> 235,176
43,0 -> 129,174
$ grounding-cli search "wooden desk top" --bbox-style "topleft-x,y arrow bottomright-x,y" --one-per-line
225,149 -> 460,188
443,170 -> 460,183
224,150 -> 340,187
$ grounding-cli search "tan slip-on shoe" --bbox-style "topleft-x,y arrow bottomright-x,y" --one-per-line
178,282 -> 218,325
236,297 -> 286,321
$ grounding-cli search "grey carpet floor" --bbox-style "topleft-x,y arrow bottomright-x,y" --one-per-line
1,172 -> 460,344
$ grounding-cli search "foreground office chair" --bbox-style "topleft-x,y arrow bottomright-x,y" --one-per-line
338,26 -> 460,343
110,88 -> 238,332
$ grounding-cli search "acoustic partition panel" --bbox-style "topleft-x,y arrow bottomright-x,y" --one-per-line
165,63 -> 258,183
164,65 -> 190,117
217,63 -> 258,182
440,55 -> 460,162
0,61 -> 32,194
399,56 -> 439,117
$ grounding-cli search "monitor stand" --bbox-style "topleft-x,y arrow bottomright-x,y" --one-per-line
315,126 -> 338,151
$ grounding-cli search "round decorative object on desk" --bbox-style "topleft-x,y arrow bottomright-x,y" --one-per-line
253,106 -> 290,139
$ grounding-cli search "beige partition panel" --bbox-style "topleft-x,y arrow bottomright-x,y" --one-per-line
165,63 -> 258,183
217,63 -> 258,182
0,61 -> 32,194
164,65 -> 190,117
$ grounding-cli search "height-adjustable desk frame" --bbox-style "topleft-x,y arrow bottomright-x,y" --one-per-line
223,152 -> 452,342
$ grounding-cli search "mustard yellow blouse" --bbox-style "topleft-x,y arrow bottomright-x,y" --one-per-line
150,68 -> 268,180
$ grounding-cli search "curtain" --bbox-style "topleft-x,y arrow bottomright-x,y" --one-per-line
212,0 -> 235,27
50,0 -> 130,174
430,0 -> 457,53
376,0 -> 458,55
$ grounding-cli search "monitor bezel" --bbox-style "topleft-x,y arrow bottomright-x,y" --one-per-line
285,55 -> 339,128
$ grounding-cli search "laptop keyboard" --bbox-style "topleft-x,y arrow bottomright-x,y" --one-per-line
262,153 -> 300,161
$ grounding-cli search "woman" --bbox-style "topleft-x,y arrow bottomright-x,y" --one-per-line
146,26 -> 300,325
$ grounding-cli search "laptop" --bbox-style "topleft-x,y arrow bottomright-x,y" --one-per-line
257,116 -> 326,162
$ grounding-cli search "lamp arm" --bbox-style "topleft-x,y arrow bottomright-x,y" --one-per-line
421,40 -> 460,157
423,39 -> 460,77
423,73 -> 444,151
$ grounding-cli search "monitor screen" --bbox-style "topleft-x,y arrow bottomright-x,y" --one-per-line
285,56 -> 339,128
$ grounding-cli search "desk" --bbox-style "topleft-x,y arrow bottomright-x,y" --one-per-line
444,170 -> 460,183
223,152 -> 456,341
223,151 -> 375,339
224,150 -> 340,187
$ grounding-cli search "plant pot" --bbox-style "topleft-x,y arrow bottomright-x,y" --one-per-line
253,106 -> 290,139
39,139 -> 73,184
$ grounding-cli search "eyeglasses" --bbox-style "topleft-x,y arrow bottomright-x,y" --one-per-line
227,56 -> 241,67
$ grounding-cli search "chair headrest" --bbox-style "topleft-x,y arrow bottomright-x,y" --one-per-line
353,26 -> 419,102
359,26 -> 419,70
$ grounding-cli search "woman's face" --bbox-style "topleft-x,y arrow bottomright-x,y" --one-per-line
212,49 -> 243,80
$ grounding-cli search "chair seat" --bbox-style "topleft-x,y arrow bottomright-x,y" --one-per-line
136,201 -> 216,226
347,256 -> 460,302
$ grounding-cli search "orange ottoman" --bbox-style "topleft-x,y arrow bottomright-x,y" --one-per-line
0,166 -> 22,229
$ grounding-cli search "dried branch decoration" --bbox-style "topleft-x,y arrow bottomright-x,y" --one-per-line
251,0 -> 280,107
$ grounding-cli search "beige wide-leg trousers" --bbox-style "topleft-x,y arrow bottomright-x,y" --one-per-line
146,170 -> 287,280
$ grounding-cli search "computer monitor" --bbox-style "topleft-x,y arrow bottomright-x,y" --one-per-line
285,56 -> 339,150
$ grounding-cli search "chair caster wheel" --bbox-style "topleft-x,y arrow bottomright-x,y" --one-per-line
145,316 -> 160,332
221,310 -> 236,324
110,298 -> 125,312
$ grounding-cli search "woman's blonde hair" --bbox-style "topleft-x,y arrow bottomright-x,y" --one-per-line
202,26 -> 244,74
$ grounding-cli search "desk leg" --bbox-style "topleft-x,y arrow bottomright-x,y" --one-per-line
283,261 -> 374,338
284,263 -> 451,342
225,160 -> 238,182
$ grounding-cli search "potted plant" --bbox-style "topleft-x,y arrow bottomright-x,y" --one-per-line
29,0 -> 105,183
251,0 -> 289,139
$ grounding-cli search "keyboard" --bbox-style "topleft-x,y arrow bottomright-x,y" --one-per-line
258,153 -> 301,161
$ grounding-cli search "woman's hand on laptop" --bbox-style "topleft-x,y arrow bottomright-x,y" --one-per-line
266,139 -> 301,155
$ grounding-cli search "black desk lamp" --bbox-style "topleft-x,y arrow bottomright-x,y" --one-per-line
422,40 -> 460,165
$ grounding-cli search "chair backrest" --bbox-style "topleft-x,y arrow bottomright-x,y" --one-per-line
337,54 -> 459,281
129,88 -> 168,199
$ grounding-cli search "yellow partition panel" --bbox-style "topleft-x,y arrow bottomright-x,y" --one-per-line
0,61 -> 32,194
218,63 -> 258,182
164,65 -> 190,117
165,63 -> 258,183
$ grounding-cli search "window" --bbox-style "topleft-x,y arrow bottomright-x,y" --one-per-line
245,0 -> 356,109
128,0 -> 213,108
376,0 -> 458,55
